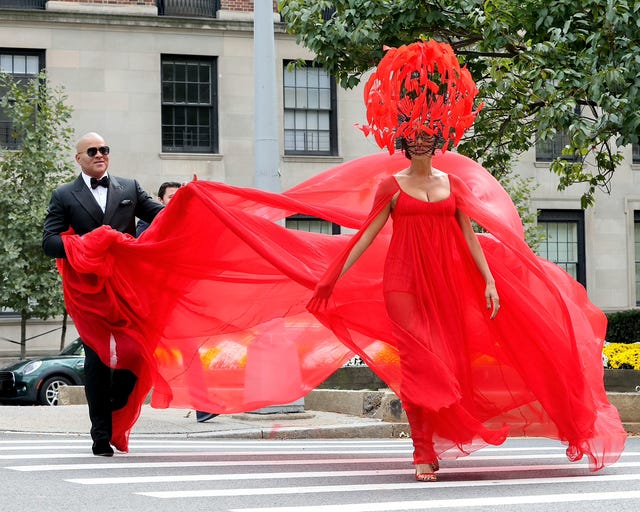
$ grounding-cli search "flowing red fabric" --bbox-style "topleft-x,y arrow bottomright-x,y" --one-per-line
58,151 -> 625,469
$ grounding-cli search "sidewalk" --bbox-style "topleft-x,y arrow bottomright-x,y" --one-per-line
0,388 -> 638,439
0,404 -> 409,440
0,388 -> 412,439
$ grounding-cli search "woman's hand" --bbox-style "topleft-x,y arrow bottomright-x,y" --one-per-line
485,282 -> 500,319
307,280 -> 336,312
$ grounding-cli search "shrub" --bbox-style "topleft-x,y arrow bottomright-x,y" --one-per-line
605,310 -> 640,344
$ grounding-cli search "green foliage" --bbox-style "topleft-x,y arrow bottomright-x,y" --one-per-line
279,0 -> 640,207
605,309 -> 640,344
499,173 -> 545,250
0,71 -> 75,337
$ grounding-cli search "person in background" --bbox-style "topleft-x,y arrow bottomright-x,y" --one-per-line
136,181 -> 181,236
135,181 -> 218,423
43,132 -> 163,456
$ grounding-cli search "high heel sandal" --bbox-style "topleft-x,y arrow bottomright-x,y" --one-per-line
415,461 -> 439,482
566,444 -> 583,462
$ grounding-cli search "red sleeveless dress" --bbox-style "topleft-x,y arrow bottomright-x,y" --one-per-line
383,184 -> 507,462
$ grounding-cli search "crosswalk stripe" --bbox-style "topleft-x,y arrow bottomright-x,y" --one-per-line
228,490 -> 640,512
0,439 -> 566,450
0,439 -> 413,446
67,469 -> 413,484
5,457 -> 411,472
4,459 -> 596,473
138,473 -> 640,498
0,449 -> 411,460
3,448 -> 638,462
65,462 -> 640,485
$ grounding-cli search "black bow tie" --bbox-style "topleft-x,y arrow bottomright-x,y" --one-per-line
90,176 -> 110,189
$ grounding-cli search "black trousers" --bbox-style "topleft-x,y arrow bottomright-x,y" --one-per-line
82,343 -> 137,444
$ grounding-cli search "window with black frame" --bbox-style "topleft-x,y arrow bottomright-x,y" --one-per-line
283,61 -> 337,156
633,142 -> 640,164
0,0 -> 45,9
536,209 -> 586,287
0,49 -> 44,150
535,130 -> 579,162
535,107 -> 582,162
285,214 -> 340,235
161,55 -> 217,153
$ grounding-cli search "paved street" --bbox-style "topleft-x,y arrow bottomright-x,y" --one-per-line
1,434 -> 639,511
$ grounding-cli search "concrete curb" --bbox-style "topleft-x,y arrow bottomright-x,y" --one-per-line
186,422 -> 410,440
55,387 -> 640,437
305,389 -> 407,423
305,389 -> 640,435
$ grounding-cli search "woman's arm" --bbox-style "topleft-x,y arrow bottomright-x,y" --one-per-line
455,208 -> 500,319
308,199 -> 392,311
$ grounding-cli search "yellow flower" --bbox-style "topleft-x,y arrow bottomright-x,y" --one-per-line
603,342 -> 640,370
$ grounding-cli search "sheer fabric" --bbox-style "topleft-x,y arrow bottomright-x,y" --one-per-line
58,151 -> 625,469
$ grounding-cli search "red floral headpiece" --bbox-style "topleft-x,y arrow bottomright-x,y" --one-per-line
359,40 -> 482,154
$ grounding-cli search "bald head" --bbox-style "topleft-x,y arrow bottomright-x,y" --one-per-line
76,132 -> 105,153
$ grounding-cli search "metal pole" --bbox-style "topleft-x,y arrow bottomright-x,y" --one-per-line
253,0 -> 281,193
250,3 -> 304,414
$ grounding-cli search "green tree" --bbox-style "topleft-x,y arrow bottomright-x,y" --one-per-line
279,0 -> 640,208
0,71 -> 75,358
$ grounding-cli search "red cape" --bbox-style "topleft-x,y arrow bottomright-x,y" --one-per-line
59,151 -> 625,469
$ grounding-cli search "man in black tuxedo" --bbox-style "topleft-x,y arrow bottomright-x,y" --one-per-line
43,132 -> 163,456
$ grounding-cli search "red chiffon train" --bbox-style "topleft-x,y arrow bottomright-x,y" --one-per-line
58,151 -> 626,469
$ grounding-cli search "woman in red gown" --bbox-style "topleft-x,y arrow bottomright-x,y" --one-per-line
308,41 -> 626,480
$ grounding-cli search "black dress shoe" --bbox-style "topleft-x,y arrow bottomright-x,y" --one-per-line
92,441 -> 114,457
196,411 -> 219,423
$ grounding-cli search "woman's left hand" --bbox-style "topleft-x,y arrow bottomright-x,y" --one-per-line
485,282 -> 500,319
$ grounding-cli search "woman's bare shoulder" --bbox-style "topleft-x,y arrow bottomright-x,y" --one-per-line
432,168 -> 449,178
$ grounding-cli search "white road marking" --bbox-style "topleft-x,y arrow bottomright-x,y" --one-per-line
4,457 -> 411,471
228,490 -> 640,512
66,463 -> 640,486
138,473 -> 640,498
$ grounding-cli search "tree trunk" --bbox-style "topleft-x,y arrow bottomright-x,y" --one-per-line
59,310 -> 68,351
20,313 -> 27,359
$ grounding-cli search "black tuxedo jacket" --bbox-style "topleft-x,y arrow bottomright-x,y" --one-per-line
43,174 -> 163,259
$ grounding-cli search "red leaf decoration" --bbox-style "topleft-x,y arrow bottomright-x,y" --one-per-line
358,40 -> 482,154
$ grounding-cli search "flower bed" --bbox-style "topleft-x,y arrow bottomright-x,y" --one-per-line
603,342 -> 640,370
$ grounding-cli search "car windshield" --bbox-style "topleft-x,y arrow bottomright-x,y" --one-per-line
59,339 -> 84,356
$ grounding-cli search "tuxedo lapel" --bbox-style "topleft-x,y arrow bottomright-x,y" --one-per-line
70,175 -> 104,225
103,176 -> 124,225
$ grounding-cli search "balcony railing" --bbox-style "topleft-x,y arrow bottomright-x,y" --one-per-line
157,0 -> 220,18
0,0 -> 45,9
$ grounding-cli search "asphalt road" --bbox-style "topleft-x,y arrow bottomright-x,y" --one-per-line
1,434 -> 639,512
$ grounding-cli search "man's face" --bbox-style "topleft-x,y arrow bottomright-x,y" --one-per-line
75,135 -> 110,178
160,187 -> 180,205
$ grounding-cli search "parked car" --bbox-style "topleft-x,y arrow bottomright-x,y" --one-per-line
0,338 -> 85,406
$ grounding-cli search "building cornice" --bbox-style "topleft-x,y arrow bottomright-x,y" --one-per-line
0,8 -> 288,34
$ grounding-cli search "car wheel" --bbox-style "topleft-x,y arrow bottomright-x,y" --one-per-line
38,376 -> 72,406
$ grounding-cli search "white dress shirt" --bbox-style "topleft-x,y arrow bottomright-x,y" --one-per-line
81,172 -> 109,213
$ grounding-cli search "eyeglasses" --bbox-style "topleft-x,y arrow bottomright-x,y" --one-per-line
81,146 -> 110,158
